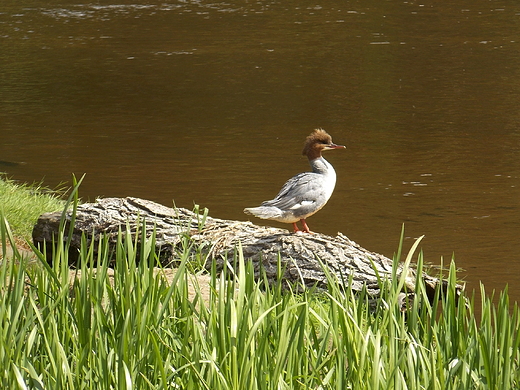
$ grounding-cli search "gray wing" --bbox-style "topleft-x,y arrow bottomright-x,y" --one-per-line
261,172 -> 323,210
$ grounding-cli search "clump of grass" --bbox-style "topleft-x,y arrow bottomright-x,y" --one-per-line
0,175 -> 66,240
1,187 -> 519,388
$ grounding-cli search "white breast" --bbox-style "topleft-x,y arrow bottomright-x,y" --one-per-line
320,158 -> 337,201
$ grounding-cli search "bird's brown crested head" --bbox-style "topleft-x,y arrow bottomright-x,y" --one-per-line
302,128 -> 345,160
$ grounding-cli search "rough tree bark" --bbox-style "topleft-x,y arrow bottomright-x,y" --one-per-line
32,197 -> 453,300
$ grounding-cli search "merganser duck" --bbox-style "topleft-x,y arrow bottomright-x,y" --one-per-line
244,129 -> 345,233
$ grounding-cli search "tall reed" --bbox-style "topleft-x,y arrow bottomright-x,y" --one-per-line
0,194 -> 519,388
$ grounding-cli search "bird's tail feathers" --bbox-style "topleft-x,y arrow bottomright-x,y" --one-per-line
243,206 -> 282,220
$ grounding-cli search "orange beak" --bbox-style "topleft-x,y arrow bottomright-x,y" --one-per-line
325,143 -> 346,150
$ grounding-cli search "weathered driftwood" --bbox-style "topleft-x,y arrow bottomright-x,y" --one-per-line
32,197 -> 450,299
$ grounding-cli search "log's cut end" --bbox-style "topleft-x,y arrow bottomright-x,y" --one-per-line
32,197 -> 460,300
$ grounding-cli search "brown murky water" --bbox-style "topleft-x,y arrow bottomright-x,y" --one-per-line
2,0 -> 520,304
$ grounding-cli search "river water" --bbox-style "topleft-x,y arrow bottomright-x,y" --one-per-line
2,0 -> 520,305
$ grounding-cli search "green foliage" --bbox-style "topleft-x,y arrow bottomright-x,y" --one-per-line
0,185 -> 519,388
0,175 -> 66,240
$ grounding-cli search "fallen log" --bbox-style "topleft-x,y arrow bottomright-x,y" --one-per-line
32,197 -> 453,300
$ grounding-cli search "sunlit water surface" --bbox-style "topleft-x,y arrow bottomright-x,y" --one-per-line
2,0 -> 520,305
